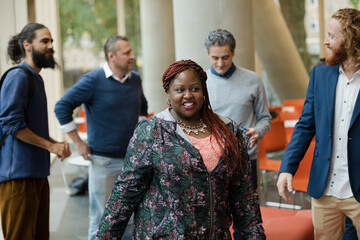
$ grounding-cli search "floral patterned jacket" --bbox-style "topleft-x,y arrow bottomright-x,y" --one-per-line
96,109 -> 265,240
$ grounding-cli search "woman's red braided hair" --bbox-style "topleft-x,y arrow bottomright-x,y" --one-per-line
162,59 -> 243,175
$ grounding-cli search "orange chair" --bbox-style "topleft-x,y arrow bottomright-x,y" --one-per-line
283,99 -> 305,108
258,140 -> 282,172
283,124 -> 295,146
261,207 -> 314,240
280,111 -> 301,122
283,99 -> 305,117
280,99 -> 305,122
231,207 -> 314,240
278,100 -> 305,146
258,139 -> 282,200
262,117 -> 287,153
292,140 -> 315,192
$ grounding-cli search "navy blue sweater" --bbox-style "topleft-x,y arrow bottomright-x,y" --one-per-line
55,68 -> 148,158
0,63 -> 50,182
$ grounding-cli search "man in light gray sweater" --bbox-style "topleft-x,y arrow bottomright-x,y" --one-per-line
205,29 -> 271,190
205,29 -> 271,240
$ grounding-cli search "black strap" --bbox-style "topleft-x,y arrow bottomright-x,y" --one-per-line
0,65 -> 34,100
0,65 -> 35,145
0,132 -> 7,146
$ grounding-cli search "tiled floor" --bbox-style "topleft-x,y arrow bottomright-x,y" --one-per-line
49,157 -> 89,240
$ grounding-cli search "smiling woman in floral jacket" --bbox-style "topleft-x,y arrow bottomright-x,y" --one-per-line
96,60 -> 265,239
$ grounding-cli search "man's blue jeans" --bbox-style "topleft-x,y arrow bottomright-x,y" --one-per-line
343,217 -> 358,240
87,155 -> 132,240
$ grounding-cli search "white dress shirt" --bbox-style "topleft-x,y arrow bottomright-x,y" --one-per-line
323,66 -> 360,198
103,62 -> 131,83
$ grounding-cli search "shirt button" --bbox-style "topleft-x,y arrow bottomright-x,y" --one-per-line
337,156 -> 339,158
339,138 -> 341,140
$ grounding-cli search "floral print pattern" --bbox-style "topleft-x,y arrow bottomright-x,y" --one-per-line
96,116 -> 265,240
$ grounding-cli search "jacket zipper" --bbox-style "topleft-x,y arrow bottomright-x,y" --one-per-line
176,134 -> 219,239
208,171 -> 213,239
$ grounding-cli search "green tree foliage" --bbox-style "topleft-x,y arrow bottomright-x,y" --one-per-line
349,0 -> 360,9
59,0 -> 118,51
59,0 -> 142,87
279,0 -> 313,74
59,0 -> 141,55
125,0 -> 141,57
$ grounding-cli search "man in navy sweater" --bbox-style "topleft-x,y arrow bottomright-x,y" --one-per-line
0,23 -> 71,240
55,36 -> 148,240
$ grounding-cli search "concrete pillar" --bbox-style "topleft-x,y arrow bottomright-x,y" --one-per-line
0,0 -> 28,74
0,1 -> 28,238
253,0 -> 309,101
34,0 -> 64,141
140,0 -> 175,114
172,0 -> 255,71
117,0 -> 126,35
319,0 -> 326,58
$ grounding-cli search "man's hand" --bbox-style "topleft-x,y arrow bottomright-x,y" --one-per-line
67,130 -> 92,161
16,128 -> 71,161
49,141 -> 71,161
74,139 -> 92,161
277,172 -> 294,202
246,128 -> 259,148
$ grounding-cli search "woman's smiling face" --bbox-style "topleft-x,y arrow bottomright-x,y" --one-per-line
167,69 -> 204,123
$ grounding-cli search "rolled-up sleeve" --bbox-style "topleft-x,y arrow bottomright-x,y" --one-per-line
0,70 -> 28,136
55,75 -> 94,127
